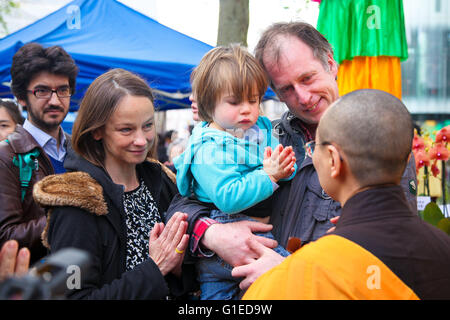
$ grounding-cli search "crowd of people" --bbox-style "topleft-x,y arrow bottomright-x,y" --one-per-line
0,21 -> 449,300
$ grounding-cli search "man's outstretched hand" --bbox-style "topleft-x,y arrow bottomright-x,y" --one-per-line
202,220 -> 278,267
0,240 -> 30,281
231,238 -> 285,291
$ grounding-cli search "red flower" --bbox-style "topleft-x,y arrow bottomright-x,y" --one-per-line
414,149 -> 430,171
412,134 -> 425,151
431,161 -> 440,177
429,142 -> 449,161
435,126 -> 450,144
412,135 -> 425,151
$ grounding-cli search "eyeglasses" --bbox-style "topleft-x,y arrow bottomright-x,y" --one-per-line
304,140 -> 345,162
304,140 -> 332,158
27,86 -> 72,99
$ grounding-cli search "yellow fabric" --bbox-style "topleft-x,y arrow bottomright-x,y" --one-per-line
243,235 -> 419,300
337,56 -> 402,100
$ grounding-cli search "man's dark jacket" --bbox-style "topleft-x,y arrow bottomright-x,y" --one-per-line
0,125 -> 67,263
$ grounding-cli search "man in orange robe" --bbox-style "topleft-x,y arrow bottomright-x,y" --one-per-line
238,89 -> 450,300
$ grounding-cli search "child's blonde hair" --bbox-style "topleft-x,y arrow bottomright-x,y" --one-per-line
191,44 -> 268,122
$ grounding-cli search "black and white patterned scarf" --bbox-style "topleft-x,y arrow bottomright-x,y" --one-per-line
123,179 -> 162,271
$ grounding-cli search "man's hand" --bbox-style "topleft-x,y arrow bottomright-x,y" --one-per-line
326,216 -> 340,234
0,240 -> 30,281
201,220 -> 278,267
231,238 -> 285,291
263,144 -> 296,183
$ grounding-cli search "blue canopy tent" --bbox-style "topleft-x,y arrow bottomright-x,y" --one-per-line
0,0 -> 276,133
0,0 -> 215,114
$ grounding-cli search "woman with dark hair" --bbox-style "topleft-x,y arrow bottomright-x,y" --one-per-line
0,99 -> 24,141
33,68 -> 193,299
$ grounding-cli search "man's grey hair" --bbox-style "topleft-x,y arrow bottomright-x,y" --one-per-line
254,22 -> 334,89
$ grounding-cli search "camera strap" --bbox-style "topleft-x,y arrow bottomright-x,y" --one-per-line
5,139 -> 40,202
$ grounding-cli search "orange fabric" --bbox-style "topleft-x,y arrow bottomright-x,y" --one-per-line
243,235 -> 419,300
337,56 -> 402,100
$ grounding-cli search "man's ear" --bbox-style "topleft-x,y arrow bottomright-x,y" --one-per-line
327,52 -> 338,78
328,145 -> 342,179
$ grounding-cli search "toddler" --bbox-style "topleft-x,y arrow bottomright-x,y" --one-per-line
174,45 -> 296,300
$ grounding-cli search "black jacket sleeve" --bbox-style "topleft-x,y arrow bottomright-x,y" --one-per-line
164,194 -> 214,262
47,206 -> 169,300
158,172 -> 200,296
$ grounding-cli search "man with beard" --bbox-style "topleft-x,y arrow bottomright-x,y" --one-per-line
0,43 -> 78,264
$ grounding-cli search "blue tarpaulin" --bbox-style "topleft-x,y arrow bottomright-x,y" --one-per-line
0,0 -> 216,111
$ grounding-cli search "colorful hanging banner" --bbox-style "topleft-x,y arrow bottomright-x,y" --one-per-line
317,0 -> 408,64
316,0 -> 408,99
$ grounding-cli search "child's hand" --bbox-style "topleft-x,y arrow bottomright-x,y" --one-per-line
263,144 -> 296,183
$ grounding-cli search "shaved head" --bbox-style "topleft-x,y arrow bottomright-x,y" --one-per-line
318,89 -> 413,186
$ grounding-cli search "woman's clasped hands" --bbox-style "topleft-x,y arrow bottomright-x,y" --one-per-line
148,211 -> 189,277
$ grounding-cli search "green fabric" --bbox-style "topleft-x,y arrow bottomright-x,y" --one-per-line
317,0 -> 408,64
